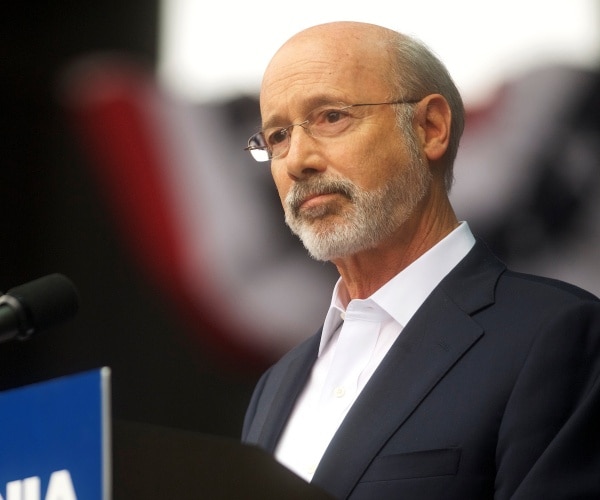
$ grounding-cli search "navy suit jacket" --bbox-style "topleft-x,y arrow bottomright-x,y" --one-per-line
242,241 -> 600,499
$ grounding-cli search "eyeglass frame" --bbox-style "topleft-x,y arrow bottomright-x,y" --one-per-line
244,99 -> 421,162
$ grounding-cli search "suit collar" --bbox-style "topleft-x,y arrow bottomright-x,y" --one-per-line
439,238 -> 505,314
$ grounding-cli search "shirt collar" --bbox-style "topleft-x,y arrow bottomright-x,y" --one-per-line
319,222 -> 476,355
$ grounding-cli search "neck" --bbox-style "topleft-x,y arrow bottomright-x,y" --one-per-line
332,194 -> 459,300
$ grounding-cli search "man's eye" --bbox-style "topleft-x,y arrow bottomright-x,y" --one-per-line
323,109 -> 348,123
311,108 -> 354,136
268,128 -> 288,145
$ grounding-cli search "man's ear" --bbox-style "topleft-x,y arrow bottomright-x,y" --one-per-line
415,94 -> 451,162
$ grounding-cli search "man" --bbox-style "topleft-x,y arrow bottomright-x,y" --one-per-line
241,21 -> 600,499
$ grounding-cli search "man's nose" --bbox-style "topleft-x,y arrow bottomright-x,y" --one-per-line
283,126 -> 325,180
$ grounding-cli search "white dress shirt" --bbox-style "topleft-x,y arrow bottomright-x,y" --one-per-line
274,222 -> 476,481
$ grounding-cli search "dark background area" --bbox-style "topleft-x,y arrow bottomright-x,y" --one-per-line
1,2 -> 259,438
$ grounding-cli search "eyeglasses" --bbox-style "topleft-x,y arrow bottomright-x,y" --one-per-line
244,99 -> 420,162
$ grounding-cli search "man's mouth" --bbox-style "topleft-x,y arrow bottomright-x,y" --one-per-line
288,179 -> 354,216
299,191 -> 343,210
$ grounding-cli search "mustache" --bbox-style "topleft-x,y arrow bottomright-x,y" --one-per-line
286,177 -> 355,214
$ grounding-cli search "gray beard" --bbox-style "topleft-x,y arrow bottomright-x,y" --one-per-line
284,154 -> 430,262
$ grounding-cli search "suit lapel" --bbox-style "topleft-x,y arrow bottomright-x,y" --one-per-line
311,241 -> 505,498
257,333 -> 321,452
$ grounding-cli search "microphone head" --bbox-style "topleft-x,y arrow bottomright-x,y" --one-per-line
6,273 -> 80,338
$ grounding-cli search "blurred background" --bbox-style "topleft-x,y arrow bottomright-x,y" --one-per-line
1,0 -> 599,439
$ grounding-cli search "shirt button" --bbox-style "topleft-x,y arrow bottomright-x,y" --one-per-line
334,386 -> 346,398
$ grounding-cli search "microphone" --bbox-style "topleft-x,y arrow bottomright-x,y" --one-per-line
0,273 -> 80,344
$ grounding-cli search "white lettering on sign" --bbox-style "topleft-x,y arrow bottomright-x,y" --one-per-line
0,470 -> 77,500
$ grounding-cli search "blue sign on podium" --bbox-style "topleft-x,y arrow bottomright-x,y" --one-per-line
0,368 -> 111,500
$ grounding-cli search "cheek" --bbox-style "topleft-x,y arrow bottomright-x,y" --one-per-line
335,146 -> 389,191
271,164 -> 291,206
328,130 -> 399,189
359,137 -> 413,188
323,142 -> 370,185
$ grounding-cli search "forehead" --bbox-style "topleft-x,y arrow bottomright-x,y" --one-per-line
260,27 -> 393,125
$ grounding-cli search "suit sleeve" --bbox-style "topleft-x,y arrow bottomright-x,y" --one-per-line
496,300 -> 600,499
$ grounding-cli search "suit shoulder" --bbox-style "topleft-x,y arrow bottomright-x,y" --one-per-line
500,269 -> 600,304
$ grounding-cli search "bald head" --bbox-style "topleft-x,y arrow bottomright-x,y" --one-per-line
267,21 -> 397,66
262,22 -> 398,107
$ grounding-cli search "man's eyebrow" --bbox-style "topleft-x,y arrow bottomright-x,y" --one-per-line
261,95 -> 349,130
261,114 -> 286,131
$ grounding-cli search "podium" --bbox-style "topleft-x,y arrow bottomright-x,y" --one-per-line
0,368 -> 333,499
